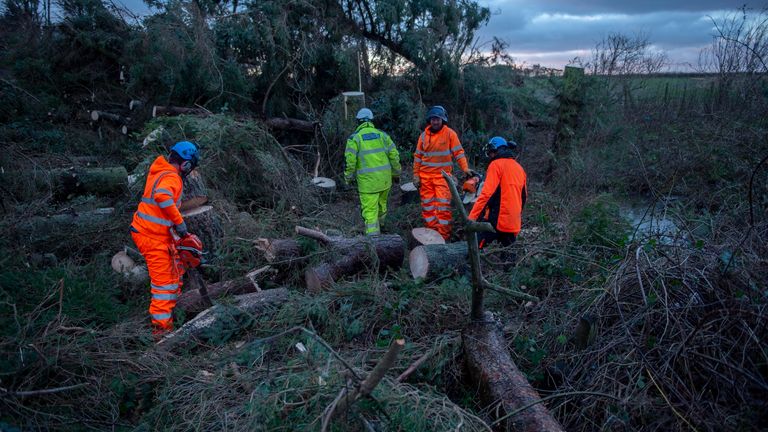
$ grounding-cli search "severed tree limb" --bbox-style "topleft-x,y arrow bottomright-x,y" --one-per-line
295,225 -> 333,244
322,339 -> 405,430
483,277 -> 539,302
0,383 -> 89,398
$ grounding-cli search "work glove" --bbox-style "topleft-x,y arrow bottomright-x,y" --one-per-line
174,221 -> 189,238
413,176 -> 420,189
464,169 -> 480,178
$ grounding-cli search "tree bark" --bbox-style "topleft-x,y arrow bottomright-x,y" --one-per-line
463,314 -> 564,432
90,110 -> 127,124
177,266 -> 274,318
111,251 -> 149,287
152,105 -> 208,118
156,288 -> 289,353
408,242 -> 468,281
265,117 -> 319,132
179,171 -> 208,212
50,166 -> 128,199
182,205 -> 224,255
256,238 -> 304,266
297,227 -> 404,291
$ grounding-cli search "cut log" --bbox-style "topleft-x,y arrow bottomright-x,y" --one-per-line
296,228 -> 404,291
90,110 -> 127,124
152,105 -> 208,118
265,117 -> 319,132
409,242 -> 468,281
156,288 -> 289,352
142,126 -> 165,148
179,171 -> 208,212
463,314 -> 564,432
18,208 -> 115,243
110,250 -> 150,287
129,100 -> 144,111
182,205 -> 224,255
400,182 -> 419,205
410,227 -> 445,249
177,266 -> 275,318
50,166 -> 128,199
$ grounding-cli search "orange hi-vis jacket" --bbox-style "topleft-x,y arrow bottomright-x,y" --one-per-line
131,156 -> 185,242
413,125 -> 469,179
469,152 -> 527,234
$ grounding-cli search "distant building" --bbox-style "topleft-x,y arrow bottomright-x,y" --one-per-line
522,64 -> 563,77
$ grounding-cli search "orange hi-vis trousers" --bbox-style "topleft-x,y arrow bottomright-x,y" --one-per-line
419,175 -> 453,240
131,231 -> 184,335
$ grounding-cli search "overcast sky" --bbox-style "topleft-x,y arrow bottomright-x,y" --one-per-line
114,0 -> 762,71
477,0 -> 764,70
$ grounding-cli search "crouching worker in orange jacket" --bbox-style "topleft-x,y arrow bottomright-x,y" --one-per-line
130,141 -> 201,337
413,106 -> 475,240
469,137 -> 527,249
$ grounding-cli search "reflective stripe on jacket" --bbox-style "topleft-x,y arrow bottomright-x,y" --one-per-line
131,156 -> 184,241
468,151 -> 527,234
344,122 -> 401,193
413,125 -> 468,179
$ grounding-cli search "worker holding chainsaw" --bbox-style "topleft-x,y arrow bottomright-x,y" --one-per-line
413,105 -> 477,240
344,108 -> 401,235
468,136 -> 527,249
130,141 -> 203,337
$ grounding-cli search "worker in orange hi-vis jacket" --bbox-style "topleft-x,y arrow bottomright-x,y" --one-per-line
469,136 -> 527,250
413,105 -> 475,240
129,141 -> 201,338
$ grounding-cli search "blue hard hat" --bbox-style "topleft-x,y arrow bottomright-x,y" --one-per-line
487,136 -> 508,150
356,108 -> 374,121
170,141 -> 200,166
426,105 -> 448,122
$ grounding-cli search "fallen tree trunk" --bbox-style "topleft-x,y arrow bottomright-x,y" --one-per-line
182,205 -> 223,255
463,314 -> 564,432
265,117 -> 319,132
90,110 -> 127,124
18,208 -> 115,243
156,288 -> 289,352
51,166 -> 128,199
177,266 -> 275,317
256,238 -> 304,267
152,105 -> 208,118
296,226 -> 404,291
409,242 -> 468,281
179,171 -> 208,211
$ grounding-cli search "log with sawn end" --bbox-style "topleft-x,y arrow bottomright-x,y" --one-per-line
408,242 -> 467,281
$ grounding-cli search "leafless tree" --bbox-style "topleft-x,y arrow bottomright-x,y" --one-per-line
588,32 -> 667,76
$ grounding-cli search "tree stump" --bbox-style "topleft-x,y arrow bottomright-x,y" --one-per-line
409,242 -> 468,281
400,182 -> 419,205
182,205 -> 224,255
463,314 -> 564,432
311,177 -> 337,202
179,171 -> 208,211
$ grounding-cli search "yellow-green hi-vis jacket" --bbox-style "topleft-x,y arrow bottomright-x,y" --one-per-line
344,122 -> 402,193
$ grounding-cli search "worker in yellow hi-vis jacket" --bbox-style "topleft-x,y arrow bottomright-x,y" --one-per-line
344,108 -> 401,235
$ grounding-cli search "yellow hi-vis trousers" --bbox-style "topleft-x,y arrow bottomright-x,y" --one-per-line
359,189 -> 389,235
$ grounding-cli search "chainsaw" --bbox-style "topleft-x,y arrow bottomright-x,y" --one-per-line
174,232 -> 212,307
461,172 -> 483,205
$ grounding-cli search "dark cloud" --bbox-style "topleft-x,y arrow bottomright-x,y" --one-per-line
477,1 -> 758,69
